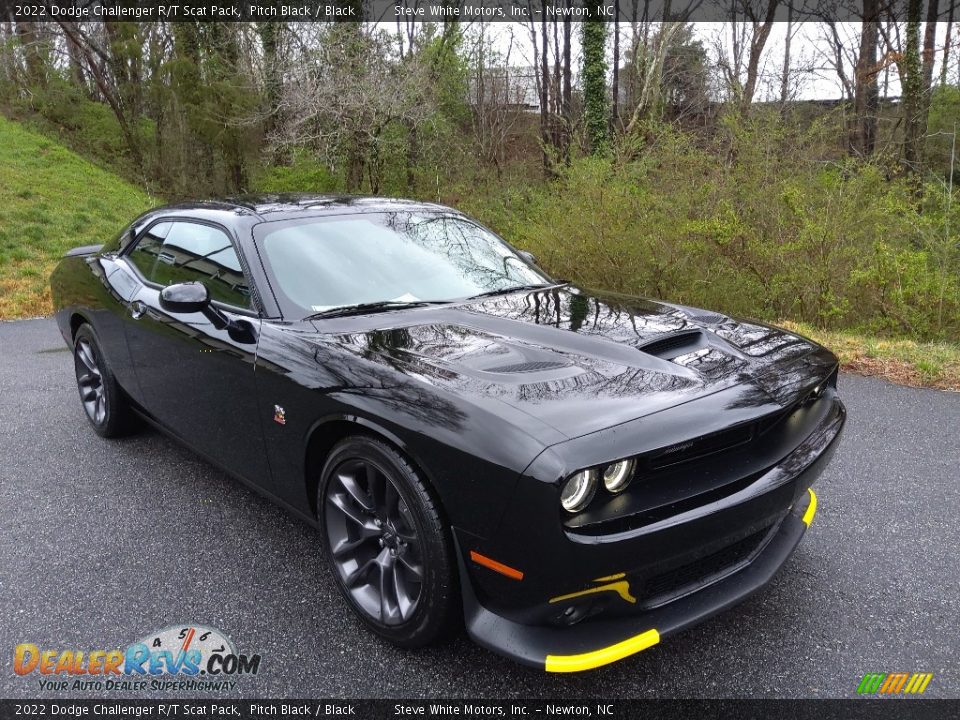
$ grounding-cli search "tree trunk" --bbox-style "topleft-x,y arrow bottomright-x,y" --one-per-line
1,18 -> 15,88
779,3 -> 793,107
539,5 -> 550,175
258,22 -> 282,139
562,11 -> 572,163
217,24 -> 247,192
405,121 -> 418,190
346,135 -> 366,192
921,0 -> 940,92
14,22 -> 45,86
582,4 -> 608,154
63,22 -> 87,93
852,0 -> 879,156
612,0 -> 620,130
104,22 -> 142,121
902,0 -> 925,185
740,0 -> 779,118
942,0 -> 956,86
551,17 -> 561,148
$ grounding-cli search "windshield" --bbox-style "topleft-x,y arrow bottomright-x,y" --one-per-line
256,211 -> 552,317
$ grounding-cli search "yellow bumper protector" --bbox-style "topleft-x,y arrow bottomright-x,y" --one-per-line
802,488 -> 818,527
548,573 -> 636,605
545,629 -> 660,673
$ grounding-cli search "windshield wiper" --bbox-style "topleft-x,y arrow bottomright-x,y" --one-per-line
305,299 -> 449,320
464,282 -> 567,300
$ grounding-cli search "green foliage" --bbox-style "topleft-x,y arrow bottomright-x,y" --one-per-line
416,25 -> 471,127
253,153 -> 342,193
0,116 -> 153,317
159,23 -> 260,195
467,119 -> 960,342
926,85 -> 960,181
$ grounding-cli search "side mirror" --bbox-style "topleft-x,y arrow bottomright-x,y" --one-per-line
159,281 -> 233,332
518,250 -> 538,265
158,281 -> 255,343
159,281 -> 210,314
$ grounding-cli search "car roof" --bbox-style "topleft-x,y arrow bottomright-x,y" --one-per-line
156,194 -> 455,221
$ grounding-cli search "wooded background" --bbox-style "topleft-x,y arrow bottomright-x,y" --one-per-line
1,6 -> 958,343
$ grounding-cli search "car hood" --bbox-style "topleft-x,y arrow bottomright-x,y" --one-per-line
307,285 -> 837,440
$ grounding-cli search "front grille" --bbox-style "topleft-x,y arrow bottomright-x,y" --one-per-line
563,374 -> 834,538
638,525 -> 773,606
649,422 -> 755,469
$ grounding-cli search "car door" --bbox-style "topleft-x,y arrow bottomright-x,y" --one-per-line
119,219 -> 271,484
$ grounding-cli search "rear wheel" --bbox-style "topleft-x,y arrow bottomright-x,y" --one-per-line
319,436 -> 458,647
73,324 -> 139,438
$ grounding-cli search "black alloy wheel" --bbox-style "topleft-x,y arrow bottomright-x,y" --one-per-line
326,456 -> 424,625
72,323 -> 139,438
75,336 -> 106,425
320,436 -> 458,646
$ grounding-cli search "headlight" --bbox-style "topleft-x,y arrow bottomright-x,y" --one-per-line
560,470 -> 598,513
602,459 -> 636,493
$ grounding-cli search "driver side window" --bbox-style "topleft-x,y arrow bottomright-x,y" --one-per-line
128,221 -> 252,310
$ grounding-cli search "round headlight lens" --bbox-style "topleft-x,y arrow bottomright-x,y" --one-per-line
560,470 -> 598,513
602,459 -> 636,493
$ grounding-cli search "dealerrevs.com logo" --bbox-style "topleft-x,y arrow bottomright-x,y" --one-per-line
13,625 -> 261,692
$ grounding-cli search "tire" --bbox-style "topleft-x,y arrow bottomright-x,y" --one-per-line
73,323 -> 139,438
318,436 -> 459,647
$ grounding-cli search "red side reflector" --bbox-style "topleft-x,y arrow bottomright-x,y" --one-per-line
469,550 -> 524,581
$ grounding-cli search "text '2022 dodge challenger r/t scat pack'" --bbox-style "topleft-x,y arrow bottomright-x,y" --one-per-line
50,195 -> 845,672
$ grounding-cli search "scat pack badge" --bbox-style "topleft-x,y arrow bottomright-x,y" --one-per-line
273,405 -> 286,425
13,625 -> 261,692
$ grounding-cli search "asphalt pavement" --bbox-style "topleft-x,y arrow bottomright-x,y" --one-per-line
1,317 -> 958,699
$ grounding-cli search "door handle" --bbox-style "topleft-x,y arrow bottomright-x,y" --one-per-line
130,300 -> 146,320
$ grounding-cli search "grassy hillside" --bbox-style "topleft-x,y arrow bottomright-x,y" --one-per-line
0,116 -> 153,318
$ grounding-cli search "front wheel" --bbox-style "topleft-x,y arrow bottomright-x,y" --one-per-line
319,436 -> 458,647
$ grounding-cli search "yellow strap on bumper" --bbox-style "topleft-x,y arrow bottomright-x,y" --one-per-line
802,488 -> 818,527
544,629 -> 660,673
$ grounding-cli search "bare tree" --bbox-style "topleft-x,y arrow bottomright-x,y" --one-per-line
469,24 -> 527,178
274,25 -> 434,192
739,0 -> 779,116
714,0 -> 779,116
819,21 -> 857,102
625,21 -> 684,133
55,22 -> 144,166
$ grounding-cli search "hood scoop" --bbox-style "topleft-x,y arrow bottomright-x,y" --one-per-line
486,360 -> 569,374
640,330 -> 706,359
683,310 -> 726,325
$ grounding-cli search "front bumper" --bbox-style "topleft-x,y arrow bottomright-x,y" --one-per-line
455,394 -> 844,671
458,488 -> 818,671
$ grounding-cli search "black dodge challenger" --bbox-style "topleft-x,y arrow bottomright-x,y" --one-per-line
50,195 -> 845,672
